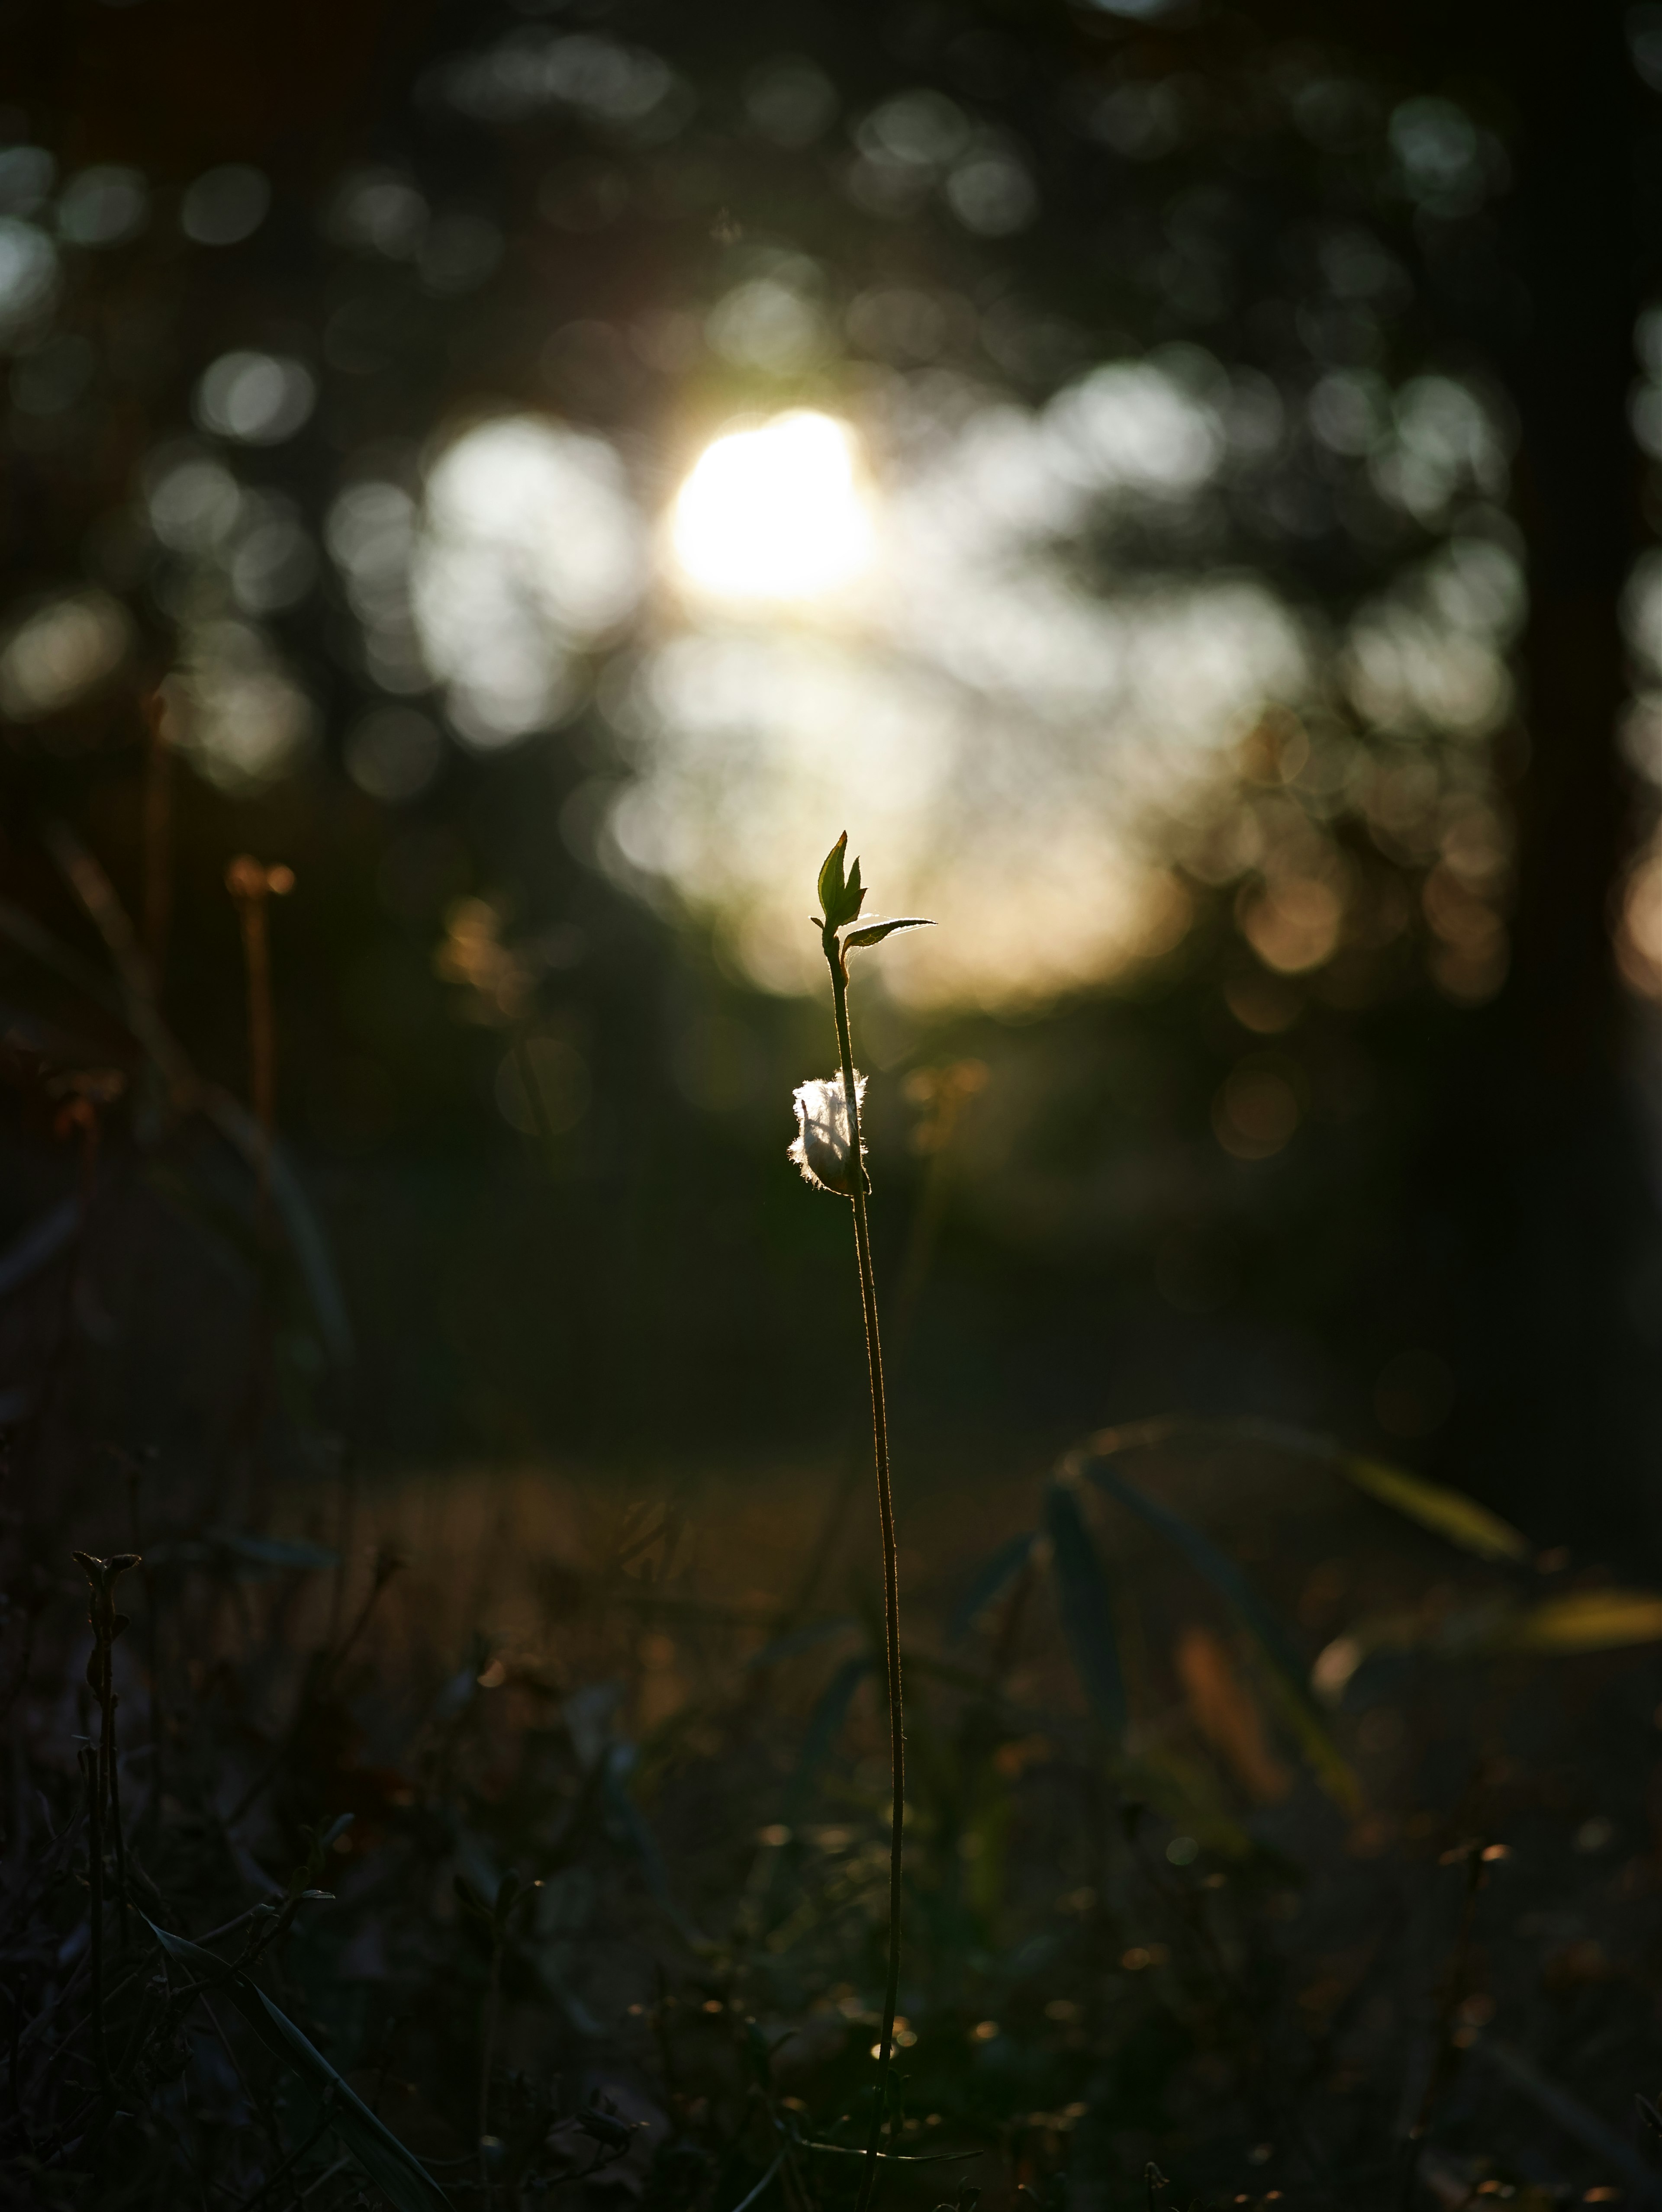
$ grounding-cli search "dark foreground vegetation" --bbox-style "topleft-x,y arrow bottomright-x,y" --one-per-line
5,810 -> 1662,2212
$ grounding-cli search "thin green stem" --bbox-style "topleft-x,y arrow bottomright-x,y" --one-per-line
824,931 -> 904,2212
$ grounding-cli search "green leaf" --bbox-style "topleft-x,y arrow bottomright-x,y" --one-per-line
817,835 -> 848,922
1083,1455 -> 1358,1812
145,1920 -> 450,2211
1340,1455 -> 1528,1564
1043,1481 -> 1126,1741
840,856 -> 866,925
844,918 -> 933,950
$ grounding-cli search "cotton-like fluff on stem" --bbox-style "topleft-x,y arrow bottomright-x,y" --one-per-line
789,1071 -> 868,1196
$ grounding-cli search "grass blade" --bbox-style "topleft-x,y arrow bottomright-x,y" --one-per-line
146,1921 -> 450,2210
947,1530 -> 1037,1645
1498,1588 -> 1662,1652
1339,1455 -> 1528,1565
781,1652 -> 872,1825
1223,1419 -> 1529,1564
1082,1453 -> 1358,1810
1043,1481 -> 1126,1741
0,1198 -> 80,1300
204,1094 -> 355,1367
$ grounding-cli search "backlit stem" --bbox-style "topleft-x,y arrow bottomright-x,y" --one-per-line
824,927 -> 904,2212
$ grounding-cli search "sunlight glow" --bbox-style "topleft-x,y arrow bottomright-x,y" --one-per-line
670,411 -> 874,603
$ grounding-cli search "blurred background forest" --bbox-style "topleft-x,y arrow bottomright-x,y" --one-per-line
0,0 -> 1654,1546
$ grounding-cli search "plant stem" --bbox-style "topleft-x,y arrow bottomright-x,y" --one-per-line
238,888 -> 275,1222
479,1938 -> 502,2204
823,934 -> 904,2212
141,688 -> 173,997
512,1027 -> 560,1163
81,1747 -> 108,2095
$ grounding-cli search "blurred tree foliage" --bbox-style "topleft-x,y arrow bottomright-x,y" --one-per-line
0,0 -> 1658,1546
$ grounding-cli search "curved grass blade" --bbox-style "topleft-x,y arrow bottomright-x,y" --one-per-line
1339,1455 -> 1527,1565
947,1530 -> 1037,1645
145,1920 -> 449,2211
1043,1481 -> 1126,1741
1224,1418 -> 1529,1564
203,1094 -> 355,1367
1082,1453 -> 1357,1810
40,819 -> 197,1097
0,897 -> 126,1016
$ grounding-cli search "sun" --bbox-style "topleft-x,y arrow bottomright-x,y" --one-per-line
669,410 -> 875,604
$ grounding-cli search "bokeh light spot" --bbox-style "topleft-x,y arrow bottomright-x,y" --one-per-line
670,411 -> 873,604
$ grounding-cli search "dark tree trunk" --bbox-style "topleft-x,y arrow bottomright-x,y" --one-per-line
1428,10 -> 1659,1551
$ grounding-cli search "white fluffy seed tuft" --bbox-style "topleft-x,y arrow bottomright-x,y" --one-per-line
789,1071 -> 867,1196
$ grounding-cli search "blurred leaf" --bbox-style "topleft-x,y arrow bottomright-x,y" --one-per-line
1043,1481 -> 1126,1741
453,1874 -> 492,1925
1470,2039 -> 1662,2201
204,1094 -> 355,1367
0,1197 -> 79,1300
210,1530 -> 339,1575
1083,1455 -> 1358,1810
1313,1599 -> 1526,1700
40,820 -> 197,1097
1084,1457 -> 1306,1682
780,1652 -> 873,1825
1340,1455 -> 1528,1564
1247,1647 -> 1362,1814
0,897 -> 125,1017
1174,1625 -> 1293,1804
602,1747 -> 705,1946
145,1919 -> 449,2211
1499,1588 -> 1662,1652
962,1785 -> 1013,1923
1221,1418 -> 1529,1563
1119,1748 -> 1255,1859
948,1531 -> 1037,1644
844,918 -> 933,950
745,1616 -> 858,1671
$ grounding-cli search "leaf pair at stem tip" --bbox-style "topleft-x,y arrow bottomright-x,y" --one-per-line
816,832 -> 932,951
